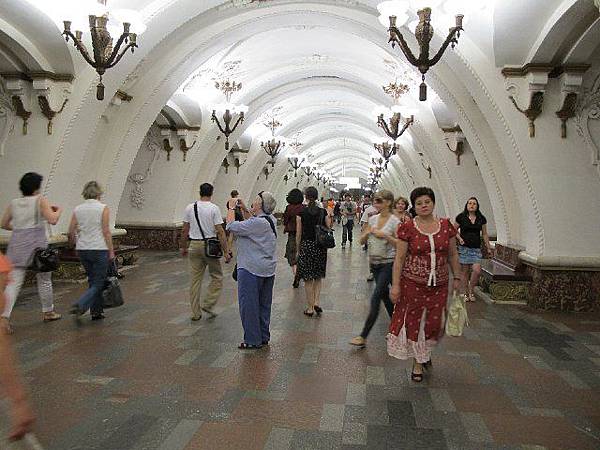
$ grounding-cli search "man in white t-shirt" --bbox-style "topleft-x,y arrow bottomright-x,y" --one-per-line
181,183 -> 231,321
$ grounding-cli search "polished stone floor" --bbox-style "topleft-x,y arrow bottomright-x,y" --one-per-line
5,232 -> 600,449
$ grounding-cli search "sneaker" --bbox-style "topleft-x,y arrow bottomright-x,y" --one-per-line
349,336 -> 366,347
366,273 -> 375,282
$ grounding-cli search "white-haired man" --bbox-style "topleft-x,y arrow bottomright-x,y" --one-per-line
227,191 -> 278,349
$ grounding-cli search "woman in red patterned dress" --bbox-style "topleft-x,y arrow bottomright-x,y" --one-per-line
388,187 -> 461,382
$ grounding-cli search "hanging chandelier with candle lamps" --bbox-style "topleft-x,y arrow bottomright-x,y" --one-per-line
261,115 -> 286,166
287,137 -> 303,176
374,140 -> 398,163
376,106 -> 414,141
378,1 -> 464,101
61,0 -> 145,101
211,76 -> 248,151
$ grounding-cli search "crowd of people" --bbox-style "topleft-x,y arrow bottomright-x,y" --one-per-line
0,171 -> 493,442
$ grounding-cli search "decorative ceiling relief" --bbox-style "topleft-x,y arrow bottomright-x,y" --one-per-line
127,125 -> 162,209
575,74 -> 600,167
0,80 -> 16,157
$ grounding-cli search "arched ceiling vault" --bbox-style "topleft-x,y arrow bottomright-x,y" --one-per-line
10,0 -> 597,253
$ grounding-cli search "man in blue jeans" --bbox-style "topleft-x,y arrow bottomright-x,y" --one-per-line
341,193 -> 357,249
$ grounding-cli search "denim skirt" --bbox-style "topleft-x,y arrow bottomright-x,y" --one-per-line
458,246 -> 482,265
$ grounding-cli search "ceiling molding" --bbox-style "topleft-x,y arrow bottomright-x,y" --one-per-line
0,71 -> 74,83
501,64 -> 590,78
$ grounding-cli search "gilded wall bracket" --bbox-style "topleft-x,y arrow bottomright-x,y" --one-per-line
509,92 -> 544,138
441,125 -> 465,165
162,138 -> 173,161
37,96 -> 68,135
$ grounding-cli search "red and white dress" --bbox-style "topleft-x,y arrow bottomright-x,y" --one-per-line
387,218 -> 456,363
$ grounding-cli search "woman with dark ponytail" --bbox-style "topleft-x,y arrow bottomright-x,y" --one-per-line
296,186 -> 332,317
455,197 -> 492,302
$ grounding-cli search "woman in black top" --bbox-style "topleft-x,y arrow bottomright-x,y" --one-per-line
296,186 -> 332,317
455,197 -> 492,302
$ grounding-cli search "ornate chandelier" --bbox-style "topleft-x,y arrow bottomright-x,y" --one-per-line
287,138 -> 303,176
379,2 -> 464,100
376,106 -> 414,141
211,77 -> 248,151
62,1 -> 144,101
374,140 -> 397,163
261,116 -> 285,165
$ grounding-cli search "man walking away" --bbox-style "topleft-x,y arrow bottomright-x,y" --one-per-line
181,183 -> 231,321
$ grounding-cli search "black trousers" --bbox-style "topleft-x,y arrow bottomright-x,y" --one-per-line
361,262 -> 394,338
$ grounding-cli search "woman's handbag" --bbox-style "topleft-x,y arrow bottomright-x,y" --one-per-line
102,262 -> 124,309
28,198 -> 59,272
28,247 -> 59,273
193,202 -> 223,259
315,209 -> 335,249
445,291 -> 469,337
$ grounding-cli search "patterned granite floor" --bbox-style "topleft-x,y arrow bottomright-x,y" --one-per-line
5,234 -> 600,450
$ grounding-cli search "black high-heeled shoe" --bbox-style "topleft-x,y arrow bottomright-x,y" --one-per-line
314,305 -> 323,316
423,360 -> 432,370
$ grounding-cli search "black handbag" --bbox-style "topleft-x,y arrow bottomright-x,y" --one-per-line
315,209 -> 335,249
28,197 -> 59,272
102,262 -> 124,308
28,247 -> 59,272
194,202 -> 223,258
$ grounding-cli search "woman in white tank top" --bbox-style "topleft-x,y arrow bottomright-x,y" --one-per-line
0,172 -> 63,333
67,181 -> 115,321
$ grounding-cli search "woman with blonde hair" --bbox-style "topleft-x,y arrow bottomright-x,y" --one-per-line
394,196 -> 411,223
68,181 -> 114,321
350,190 -> 399,347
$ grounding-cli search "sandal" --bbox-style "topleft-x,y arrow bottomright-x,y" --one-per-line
0,317 -> 13,335
411,371 -> 424,382
238,342 -> 262,350
423,360 -> 432,370
314,305 -> 323,316
43,311 -> 62,322
303,309 -> 314,317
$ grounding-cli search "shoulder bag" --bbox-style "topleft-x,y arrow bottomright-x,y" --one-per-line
315,208 -> 335,249
28,196 -> 59,273
194,202 -> 223,258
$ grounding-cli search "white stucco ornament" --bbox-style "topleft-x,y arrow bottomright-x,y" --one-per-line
596,0 -> 600,12
0,82 -> 15,157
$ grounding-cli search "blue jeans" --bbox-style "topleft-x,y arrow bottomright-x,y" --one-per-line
76,250 -> 109,315
342,219 -> 354,244
361,262 -> 394,338
237,268 -> 275,346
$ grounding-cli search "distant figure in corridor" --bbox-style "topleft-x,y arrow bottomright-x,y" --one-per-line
340,192 -> 357,249
0,253 -> 35,440
350,190 -> 399,348
296,186 -> 332,317
283,188 -> 304,289
180,183 -> 230,321
225,189 -> 244,252
388,187 -> 461,382
227,191 -> 277,349
1,172 -> 63,333
455,197 -> 492,302
394,196 -> 411,224
68,181 -> 115,321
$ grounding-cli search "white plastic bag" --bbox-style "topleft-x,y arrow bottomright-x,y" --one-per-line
445,291 -> 469,337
